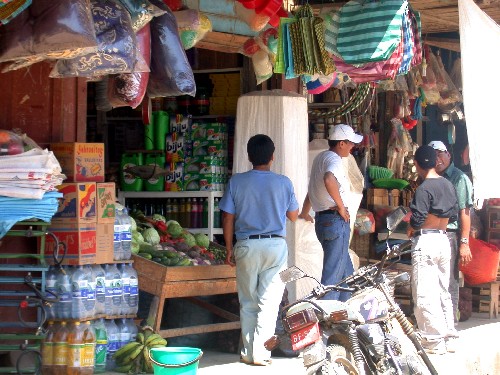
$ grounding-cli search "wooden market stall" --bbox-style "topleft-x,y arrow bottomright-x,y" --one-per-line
132,255 -> 239,337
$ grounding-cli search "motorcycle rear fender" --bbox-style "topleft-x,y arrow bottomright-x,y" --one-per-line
286,300 -> 364,323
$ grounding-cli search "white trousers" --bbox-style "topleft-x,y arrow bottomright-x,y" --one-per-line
234,237 -> 288,362
411,232 -> 457,345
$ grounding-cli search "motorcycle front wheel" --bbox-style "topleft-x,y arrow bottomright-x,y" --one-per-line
320,344 -> 359,375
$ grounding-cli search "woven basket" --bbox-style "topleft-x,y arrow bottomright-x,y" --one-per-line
350,232 -> 372,259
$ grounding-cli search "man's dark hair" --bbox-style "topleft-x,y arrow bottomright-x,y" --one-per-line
328,139 -> 342,148
247,134 -> 275,166
415,145 -> 437,170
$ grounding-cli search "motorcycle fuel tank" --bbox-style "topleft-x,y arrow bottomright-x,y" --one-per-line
347,288 -> 390,323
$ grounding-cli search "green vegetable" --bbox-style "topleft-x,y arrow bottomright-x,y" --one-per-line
142,228 -> 160,246
132,230 -> 144,243
181,232 -> 196,248
166,220 -> 180,227
130,216 -> 137,231
152,214 -> 166,223
167,222 -> 184,238
131,239 -> 140,254
194,233 -> 210,248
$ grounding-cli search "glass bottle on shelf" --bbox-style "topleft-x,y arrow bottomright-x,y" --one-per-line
185,198 -> 192,228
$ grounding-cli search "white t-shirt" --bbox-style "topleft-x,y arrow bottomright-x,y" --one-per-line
308,150 -> 349,212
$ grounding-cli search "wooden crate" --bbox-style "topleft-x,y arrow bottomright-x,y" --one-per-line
367,188 -> 401,208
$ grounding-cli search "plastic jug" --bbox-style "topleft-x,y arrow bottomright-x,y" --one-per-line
53,321 -> 69,375
71,265 -> 90,320
67,322 -> 84,375
120,153 -> 143,192
41,321 -> 56,375
144,153 -> 166,192
154,110 -> 169,150
92,265 -> 106,316
104,319 -> 119,370
82,321 -> 96,375
84,265 -> 96,319
93,318 -> 108,373
55,266 -> 73,320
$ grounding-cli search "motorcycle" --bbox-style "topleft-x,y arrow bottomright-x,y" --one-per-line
265,206 -> 438,375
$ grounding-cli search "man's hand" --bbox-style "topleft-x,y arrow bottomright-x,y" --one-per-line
459,243 -> 472,265
225,250 -> 235,267
299,211 -> 314,223
338,206 -> 350,223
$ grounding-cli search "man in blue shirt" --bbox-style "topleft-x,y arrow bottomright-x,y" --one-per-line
220,134 -> 299,366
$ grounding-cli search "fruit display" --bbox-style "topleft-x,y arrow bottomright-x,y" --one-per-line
114,326 -> 167,374
130,209 -> 227,266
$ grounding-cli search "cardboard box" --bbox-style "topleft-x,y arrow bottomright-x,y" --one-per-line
52,182 -> 96,223
96,182 -> 116,223
50,142 -> 105,182
165,162 -> 184,191
96,223 -> 114,264
44,222 -> 96,265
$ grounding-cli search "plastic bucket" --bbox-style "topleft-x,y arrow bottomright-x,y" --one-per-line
149,347 -> 203,375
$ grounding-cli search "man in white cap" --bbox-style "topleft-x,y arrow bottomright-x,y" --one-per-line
428,140 -> 473,327
299,124 -> 363,301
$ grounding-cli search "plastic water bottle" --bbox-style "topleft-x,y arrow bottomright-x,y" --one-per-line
53,321 -> 69,375
104,264 -> 122,316
41,321 -> 56,375
45,266 -> 58,320
67,321 -> 84,375
114,207 -> 123,261
121,208 -> 132,260
93,265 -> 106,316
82,321 -> 96,375
55,266 -> 73,319
71,265 -> 90,319
126,318 -> 138,343
85,265 -> 96,319
93,318 -> 107,373
115,318 -> 131,350
118,263 -> 131,315
128,264 -> 139,316
104,319 -> 119,370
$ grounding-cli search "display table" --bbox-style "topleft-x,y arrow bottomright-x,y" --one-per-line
132,255 -> 239,338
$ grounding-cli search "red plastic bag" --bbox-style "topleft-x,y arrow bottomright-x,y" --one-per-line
460,237 -> 500,286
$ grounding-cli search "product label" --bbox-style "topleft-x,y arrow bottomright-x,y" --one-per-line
130,277 -> 138,297
95,340 -> 107,365
96,276 -> 105,301
53,342 -> 68,366
72,280 -> 89,299
82,343 -> 95,367
105,279 -> 113,297
68,344 -> 84,367
112,278 -> 123,305
42,342 -> 54,366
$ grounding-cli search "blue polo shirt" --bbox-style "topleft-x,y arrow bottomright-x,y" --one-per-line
219,170 -> 299,240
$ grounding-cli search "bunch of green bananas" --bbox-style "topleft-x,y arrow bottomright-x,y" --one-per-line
114,327 -> 167,374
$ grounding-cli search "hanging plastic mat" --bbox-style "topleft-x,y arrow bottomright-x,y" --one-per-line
0,0 -> 31,25
273,17 -> 295,74
337,0 -> 407,65
289,4 -> 334,76
308,83 -> 371,118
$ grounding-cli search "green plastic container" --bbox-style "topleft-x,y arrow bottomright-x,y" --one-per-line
144,116 -> 155,150
120,153 -> 143,191
144,153 -> 166,192
149,347 -> 203,375
154,110 -> 169,151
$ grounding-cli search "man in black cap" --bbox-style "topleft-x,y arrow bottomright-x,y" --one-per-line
407,145 -> 458,354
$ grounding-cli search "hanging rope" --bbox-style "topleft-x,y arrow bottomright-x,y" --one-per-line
308,83 -> 371,119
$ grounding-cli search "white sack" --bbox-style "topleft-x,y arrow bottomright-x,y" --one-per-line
459,0 -> 500,204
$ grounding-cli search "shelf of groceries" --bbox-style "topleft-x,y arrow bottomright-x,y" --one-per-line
117,190 -> 224,240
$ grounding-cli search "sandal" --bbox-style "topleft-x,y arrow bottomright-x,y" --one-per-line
253,359 -> 272,366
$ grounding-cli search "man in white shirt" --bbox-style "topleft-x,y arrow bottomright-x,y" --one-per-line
299,124 -> 363,301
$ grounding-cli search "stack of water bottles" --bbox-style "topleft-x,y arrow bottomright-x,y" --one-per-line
43,262 -> 140,372
114,204 -> 133,261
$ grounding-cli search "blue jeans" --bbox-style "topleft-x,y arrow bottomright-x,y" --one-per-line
314,212 -> 354,301
234,237 -> 288,363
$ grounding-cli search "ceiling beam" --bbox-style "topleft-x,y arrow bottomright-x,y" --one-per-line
425,37 -> 461,52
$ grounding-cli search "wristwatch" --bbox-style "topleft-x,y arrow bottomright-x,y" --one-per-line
460,237 -> 469,245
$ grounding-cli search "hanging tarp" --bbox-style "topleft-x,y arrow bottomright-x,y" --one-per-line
458,0 -> 500,204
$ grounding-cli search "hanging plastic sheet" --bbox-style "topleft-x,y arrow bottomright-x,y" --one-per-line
459,0 -> 500,204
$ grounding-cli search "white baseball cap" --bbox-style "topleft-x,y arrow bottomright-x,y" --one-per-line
428,140 -> 448,152
329,124 -> 363,143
